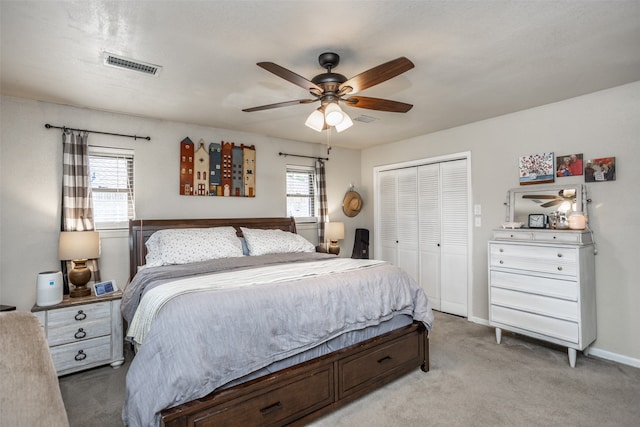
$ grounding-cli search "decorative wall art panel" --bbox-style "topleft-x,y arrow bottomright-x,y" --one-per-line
179,137 -> 256,196
519,152 -> 555,185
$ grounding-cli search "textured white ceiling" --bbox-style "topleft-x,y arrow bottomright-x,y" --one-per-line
2,1 -> 639,149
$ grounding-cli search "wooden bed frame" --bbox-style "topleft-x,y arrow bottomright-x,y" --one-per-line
128,217 -> 429,427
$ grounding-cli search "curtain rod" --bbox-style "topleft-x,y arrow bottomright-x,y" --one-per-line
278,152 -> 329,161
44,123 -> 151,141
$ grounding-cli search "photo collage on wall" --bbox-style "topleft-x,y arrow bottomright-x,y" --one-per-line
179,137 -> 256,197
520,152 -> 616,185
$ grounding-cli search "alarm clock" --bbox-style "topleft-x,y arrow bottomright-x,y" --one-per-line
528,214 -> 547,229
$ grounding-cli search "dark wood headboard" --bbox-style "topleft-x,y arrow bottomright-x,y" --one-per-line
128,217 -> 297,280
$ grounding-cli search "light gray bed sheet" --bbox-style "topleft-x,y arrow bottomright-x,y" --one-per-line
121,253 -> 433,427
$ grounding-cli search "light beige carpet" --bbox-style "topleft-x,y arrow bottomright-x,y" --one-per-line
60,311 -> 640,426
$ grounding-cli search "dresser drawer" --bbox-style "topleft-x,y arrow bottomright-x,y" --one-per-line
49,335 -> 112,373
493,230 -> 533,241
490,244 -> 577,276
490,271 -> 577,300
532,231 -> 583,243
47,317 -> 111,346
491,305 -> 579,344
338,332 -> 422,398
491,287 -> 578,321
47,302 -> 111,330
191,366 -> 333,427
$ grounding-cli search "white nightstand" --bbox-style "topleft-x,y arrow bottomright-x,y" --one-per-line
32,291 -> 124,376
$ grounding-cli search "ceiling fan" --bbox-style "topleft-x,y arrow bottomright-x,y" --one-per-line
242,52 -> 414,132
522,189 -> 577,208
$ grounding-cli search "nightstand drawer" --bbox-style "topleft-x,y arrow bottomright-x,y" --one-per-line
490,271 -> 577,300
47,317 -> 111,346
47,302 -> 110,330
49,335 -> 112,373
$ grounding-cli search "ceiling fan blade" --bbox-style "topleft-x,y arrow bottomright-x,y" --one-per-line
344,96 -> 413,113
522,195 -> 558,199
339,57 -> 414,94
242,99 -> 316,112
541,200 -> 564,208
257,62 -> 323,94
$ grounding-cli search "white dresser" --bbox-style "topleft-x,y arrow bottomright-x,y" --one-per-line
488,229 -> 596,367
32,291 -> 124,375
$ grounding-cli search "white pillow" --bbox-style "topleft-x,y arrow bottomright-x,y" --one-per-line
240,227 -> 315,256
145,227 -> 244,266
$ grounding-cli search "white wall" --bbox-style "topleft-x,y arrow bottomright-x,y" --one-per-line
0,96 -> 365,310
360,81 -> 640,365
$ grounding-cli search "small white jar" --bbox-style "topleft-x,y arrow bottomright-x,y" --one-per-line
568,211 -> 586,230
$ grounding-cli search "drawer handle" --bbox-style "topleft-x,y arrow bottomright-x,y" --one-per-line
260,401 -> 282,416
74,328 -> 86,339
499,260 -> 504,264
557,266 -> 563,271
75,310 -> 87,321
74,350 -> 87,361
499,248 -> 504,253
557,253 -> 563,258
377,355 -> 393,364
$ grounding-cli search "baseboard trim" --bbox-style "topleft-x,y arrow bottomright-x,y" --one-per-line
469,316 -> 640,369
587,347 -> 640,368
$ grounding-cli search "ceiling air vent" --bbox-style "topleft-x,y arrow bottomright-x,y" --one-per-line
103,52 -> 162,77
353,115 -> 378,123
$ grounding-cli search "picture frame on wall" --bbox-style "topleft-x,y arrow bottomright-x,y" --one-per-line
556,153 -> 584,177
519,152 -> 555,185
585,157 -> 616,182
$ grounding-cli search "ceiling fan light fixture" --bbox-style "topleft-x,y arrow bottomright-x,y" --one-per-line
305,109 -> 325,132
335,112 -> 353,132
324,102 -> 344,126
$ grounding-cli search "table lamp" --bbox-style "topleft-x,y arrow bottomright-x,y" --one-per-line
326,222 -> 345,255
59,231 -> 100,297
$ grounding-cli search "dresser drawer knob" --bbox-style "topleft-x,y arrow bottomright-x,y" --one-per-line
557,266 -> 563,271
499,248 -> 504,253
74,350 -> 87,361
499,260 -> 504,264
74,310 -> 87,321
557,253 -> 563,258
74,328 -> 86,339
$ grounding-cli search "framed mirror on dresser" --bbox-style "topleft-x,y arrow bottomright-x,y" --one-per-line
489,184 -> 596,367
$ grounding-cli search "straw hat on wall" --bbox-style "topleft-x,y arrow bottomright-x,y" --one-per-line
343,191 -> 363,217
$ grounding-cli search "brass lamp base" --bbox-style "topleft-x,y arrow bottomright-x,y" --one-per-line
328,241 -> 340,256
69,259 -> 92,298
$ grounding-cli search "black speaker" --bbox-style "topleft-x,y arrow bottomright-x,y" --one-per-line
351,228 -> 369,259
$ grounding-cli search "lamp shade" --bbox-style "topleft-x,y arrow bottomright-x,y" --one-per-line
326,222 -> 345,241
59,231 -> 100,260
324,103 -> 344,126
305,109 -> 325,132
335,112 -> 353,132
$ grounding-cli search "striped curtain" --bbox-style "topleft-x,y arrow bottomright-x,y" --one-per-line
316,160 -> 328,246
61,131 -> 100,291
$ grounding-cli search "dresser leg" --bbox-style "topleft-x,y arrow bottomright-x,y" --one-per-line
568,348 -> 577,368
111,358 -> 125,369
495,328 -> 502,344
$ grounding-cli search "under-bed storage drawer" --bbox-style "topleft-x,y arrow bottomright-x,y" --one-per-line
190,365 -> 334,427
338,331 -> 422,399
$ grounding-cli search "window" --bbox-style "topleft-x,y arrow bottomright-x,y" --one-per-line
88,146 -> 135,230
286,165 -> 317,222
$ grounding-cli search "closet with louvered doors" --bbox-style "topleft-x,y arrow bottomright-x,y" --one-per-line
375,156 -> 469,317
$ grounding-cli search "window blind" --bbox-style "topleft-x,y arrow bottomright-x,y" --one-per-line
88,146 -> 135,229
286,166 -> 316,221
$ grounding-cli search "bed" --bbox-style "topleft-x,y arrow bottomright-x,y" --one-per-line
123,217 -> 433,427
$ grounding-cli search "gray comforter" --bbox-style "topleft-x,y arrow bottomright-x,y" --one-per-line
121,253 -> 433,427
